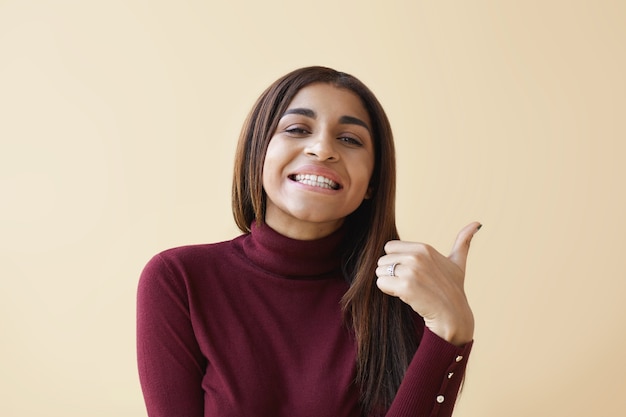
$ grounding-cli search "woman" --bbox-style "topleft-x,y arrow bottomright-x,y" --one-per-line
137,66 -> 480,417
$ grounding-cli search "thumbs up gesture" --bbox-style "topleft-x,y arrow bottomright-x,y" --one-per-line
376,222 -> 482,346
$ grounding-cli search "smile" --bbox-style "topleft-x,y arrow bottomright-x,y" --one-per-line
291,174 -> 340,190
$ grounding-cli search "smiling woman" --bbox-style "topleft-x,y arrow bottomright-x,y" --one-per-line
137,66 -> 481,417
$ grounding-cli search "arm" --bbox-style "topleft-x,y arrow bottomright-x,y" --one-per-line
377,222 -> 481,416
137,254 -> 206,417
385,326 -> 473,417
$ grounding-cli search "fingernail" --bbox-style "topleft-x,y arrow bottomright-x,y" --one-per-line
477,224 -> 483,231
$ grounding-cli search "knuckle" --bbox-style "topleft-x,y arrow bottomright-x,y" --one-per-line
383,240 -> 396,253
410,244 -> 434,262
397,278 -> 411,293
400,275 -> 421,292
422,243 -> 436,255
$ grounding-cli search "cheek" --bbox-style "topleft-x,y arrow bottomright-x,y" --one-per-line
261,156 -> 290,202
361,162 -> 376,199
357,157 -> 375,191
261,163 -> 277,194
261,141 -> 279,186
348,165 -> 375,202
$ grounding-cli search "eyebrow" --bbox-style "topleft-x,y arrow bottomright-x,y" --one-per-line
339,115 -> 370,132
283,108 -> 316,118
282,108 -> 371,132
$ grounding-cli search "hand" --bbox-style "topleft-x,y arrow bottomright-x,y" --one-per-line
375,222 -> 481,346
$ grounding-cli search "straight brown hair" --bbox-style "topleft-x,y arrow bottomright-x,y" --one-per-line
232,66 -> 418,416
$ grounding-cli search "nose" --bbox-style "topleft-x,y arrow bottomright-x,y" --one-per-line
304,132 -> 339,161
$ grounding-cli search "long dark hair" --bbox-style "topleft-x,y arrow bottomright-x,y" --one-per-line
232,66 -> 418,415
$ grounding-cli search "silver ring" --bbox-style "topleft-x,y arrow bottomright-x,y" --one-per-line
387,263 -> 398,277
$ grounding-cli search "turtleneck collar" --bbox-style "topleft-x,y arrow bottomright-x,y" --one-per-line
241,221 -> 346,279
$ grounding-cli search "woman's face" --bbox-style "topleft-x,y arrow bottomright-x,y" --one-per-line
262,83 -> 375,240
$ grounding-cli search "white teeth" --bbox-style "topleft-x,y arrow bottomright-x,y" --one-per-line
294,174 -> 339,190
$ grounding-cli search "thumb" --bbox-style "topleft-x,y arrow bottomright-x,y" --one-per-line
448,222 -> 482,272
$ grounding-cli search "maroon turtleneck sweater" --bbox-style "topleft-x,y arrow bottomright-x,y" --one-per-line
137,223 -> 472,417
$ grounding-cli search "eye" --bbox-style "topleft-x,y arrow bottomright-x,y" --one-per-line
284,126 -> 311,136
338,135 -> 363,147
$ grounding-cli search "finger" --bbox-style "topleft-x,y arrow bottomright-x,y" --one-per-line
448,222 -> 482,271
375,262 -> 402,278
382,240 -> 424,255
376,275 -> 400,297
376,253 -> 406,267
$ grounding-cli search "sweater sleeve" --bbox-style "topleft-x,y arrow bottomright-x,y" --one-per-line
136,253 -> 206,417
385,327 -> 473,417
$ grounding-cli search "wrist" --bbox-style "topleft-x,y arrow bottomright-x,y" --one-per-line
425,311 -> 474,347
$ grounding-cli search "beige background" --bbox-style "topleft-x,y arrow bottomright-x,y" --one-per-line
1,0 -> 624,416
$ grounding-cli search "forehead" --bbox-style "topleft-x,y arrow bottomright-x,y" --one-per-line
285,83 -> 371,125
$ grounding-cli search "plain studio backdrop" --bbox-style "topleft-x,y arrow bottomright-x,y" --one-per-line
1,1 -> 624,416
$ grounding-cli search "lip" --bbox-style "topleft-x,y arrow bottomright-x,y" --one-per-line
288,164 -> 343,190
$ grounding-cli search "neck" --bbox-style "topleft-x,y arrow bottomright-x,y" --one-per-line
263,216 -> 345,241
244,221 -> 347,278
